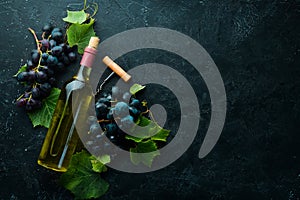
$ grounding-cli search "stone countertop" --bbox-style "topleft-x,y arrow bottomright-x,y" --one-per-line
0,0 -> 299,199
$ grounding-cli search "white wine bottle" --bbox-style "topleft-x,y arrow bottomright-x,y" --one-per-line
38,37 -> 100,172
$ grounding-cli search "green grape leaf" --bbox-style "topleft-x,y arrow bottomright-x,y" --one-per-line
28,88 -> 60,128
67,19 -> 96,54
63,10 -> 87,24
130,84 -> 146,95
60,151 -> 109,200
90,155 -> 111,173
130,140 -> 160,167
13,64 -> 27,77
125,116 -> 170,142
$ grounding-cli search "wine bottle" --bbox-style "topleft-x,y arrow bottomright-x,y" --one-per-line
38,37 -> 100,172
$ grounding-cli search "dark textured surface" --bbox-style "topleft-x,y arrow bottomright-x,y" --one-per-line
0,0 -> 300,199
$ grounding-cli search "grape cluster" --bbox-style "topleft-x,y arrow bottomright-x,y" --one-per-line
15,24 -> 77,111
85,86 -> 148,152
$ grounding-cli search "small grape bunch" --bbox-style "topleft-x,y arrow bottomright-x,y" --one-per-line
86,86 -> 148,149
15,24 -> 77,111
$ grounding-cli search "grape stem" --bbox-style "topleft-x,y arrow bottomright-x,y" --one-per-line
28,28 -> 40,52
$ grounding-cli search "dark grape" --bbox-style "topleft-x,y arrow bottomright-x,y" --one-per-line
68,52 -> 76,62
98,97 -> 110,106
31,87 -> 40,99
27,70 -> 36,82
41,39 -> 50,51
106,123 -> 118,134
51,27 -> 62,34
96,102 -> 108,119
42,53 -> 48,60
51,46 -> 63,56
49,39 -> 56,49
27,60 -> 35,70
129,106 -> 141,118
47,55 -> 58,67
130,98 -> 141,108
40,83 -> 52,96
16,98 -> 27,107
51,31 -> 63,42
31,49 -> 39,55
35,71 -> 48,83
114,102 -> 129,118
56,62 -> 65,71
48,77 -> 56,86
62,55 -> 70,65
31,52 -> 40,64
106,109 -> 114,120
42,24 -> 53,35
120,115 -> 134,129
122,92 -> 131,102
16,72 -> 29,82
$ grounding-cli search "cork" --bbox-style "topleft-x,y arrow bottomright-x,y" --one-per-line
88,37 -> 100,49
102,56 -> 131,82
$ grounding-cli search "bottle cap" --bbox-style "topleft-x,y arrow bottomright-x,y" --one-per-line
88,37 -> 100,49
102,56 -> 131,82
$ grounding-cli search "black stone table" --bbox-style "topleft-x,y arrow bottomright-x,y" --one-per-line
0,0 -> 299,199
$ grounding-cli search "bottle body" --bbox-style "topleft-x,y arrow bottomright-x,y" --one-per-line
38,37 -> 99,172
37,73 -> 92,172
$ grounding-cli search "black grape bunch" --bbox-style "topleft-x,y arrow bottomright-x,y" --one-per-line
86,86 -> 148,153
15,24 -> 77,111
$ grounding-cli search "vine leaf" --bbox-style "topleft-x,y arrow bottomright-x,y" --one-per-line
126,116 -> 170,142
130,84 -> 146,95
130,140 -> 160,167
63,10 -> 88,24
27,88 -> 60,128
67,19 -> 96,54
90,155 -> 111,173
13,64 -> 27,77
60,151 -> 109,200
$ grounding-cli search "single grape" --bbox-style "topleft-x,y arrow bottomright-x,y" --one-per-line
23,92 -> 31,98
40,83 -> 52,96
26,60 -> 35,70
27,70 -> 36,82
26,98 -> 42,111
47,55 -> 58,67
51,31 -> 63,42
51,46 -> 63,56
16,98 -> 27,107
106,108 -> 114,120
42,53 -> 49,60
112,86 -> 119,97
51,27 -> 62,34
31,52 -> 40,64
31,87 -> 40,99
35,71 -> 48,83
40,66 -> 54,77
41,39 -> 50,51
31,49 -> 39,55
122,92 -> 131,102
129,106 -> 141,118
106,123 -> 118,134
59,43 -> 67,52
120,115 -> 134,129
89,123 -> 101,135
87,116 -> 98,126
42,24 -> 53,35
49,39 -> 56,49
114,101 -> 129,118
16,72 -> 29,82
95,102 -> 108,119
98,97 -> 110,106
68,52 -> 76,62
130,98 -> 141,108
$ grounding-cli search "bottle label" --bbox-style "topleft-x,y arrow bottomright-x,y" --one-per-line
80,47 -> 97,68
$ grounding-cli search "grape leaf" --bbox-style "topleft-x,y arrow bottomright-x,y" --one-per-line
63,10 -> 87,24
67,19 -> 96,54
90,155 -> 110,173
13,64 -> 27,77
125,116 -> 170,142
130,140 -> 160,167
130,84 -> 146,95
60,151 -> 109,200
28,88 -> 60,128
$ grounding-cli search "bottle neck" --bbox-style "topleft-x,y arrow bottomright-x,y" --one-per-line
75,65 -> 92,82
